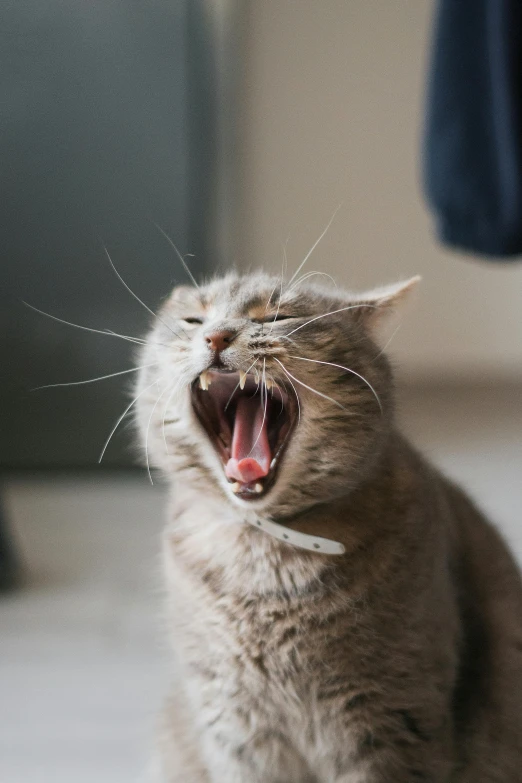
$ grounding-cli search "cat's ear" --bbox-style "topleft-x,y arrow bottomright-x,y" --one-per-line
168,284 -> 199,304
351,276 -> 421,337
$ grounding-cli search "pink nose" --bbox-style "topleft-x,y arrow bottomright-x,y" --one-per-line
205,330 -> 236,353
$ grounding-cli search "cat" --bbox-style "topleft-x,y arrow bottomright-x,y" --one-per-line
136,272 -> 522,782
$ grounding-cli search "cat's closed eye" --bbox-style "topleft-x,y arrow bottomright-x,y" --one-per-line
182,317 -> 204,325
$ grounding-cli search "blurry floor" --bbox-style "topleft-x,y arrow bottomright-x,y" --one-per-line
1,383 -> 521,783
1,478 -> 169,783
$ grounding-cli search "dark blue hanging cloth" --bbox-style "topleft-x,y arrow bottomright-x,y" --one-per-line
424,0 -> 522,257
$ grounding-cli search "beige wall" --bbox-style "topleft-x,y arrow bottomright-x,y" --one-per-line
234,0 -> 522,381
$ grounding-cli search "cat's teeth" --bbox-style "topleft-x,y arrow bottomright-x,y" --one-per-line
231,482 -> 242,494
265,378 -> 274,390
199,371 -> 211,391
239,371 -> 247,390
254,483 -> 263,494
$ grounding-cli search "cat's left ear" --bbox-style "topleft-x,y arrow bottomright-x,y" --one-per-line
351,276 -> 421,337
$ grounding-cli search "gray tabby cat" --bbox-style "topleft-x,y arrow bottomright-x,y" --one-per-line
136,272 -> 522,782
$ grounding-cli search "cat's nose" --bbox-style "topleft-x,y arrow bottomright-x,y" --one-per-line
205,330 -> 237,353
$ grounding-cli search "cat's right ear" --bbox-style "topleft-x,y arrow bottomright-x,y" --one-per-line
350,276 -> 421,338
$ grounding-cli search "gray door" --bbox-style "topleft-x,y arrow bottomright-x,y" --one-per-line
1,1 -> 217,468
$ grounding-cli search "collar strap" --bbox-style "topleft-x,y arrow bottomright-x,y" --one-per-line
246,516 -> 345,555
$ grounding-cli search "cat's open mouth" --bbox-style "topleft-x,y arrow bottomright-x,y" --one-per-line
191,369 -> 297,500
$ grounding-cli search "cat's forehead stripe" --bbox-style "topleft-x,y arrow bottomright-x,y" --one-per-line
197,283 -> 327,321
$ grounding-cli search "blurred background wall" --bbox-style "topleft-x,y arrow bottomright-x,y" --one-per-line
233,0 -> 522,383
1,0 -> 219,468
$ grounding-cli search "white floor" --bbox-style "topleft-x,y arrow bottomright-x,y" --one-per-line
1,384 -> 521,783
1,478 -> 169,783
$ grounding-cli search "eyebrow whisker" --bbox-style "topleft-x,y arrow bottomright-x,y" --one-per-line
267,250 -> 287,336
102,246 -> 188,341
153,222 -> 201,291
286,204 -> 342,287
287,270 -> 338,291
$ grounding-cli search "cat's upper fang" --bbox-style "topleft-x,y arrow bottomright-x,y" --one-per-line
199,371 -> 211,390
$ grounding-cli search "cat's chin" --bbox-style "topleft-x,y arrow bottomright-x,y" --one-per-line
190,368 -> 298,502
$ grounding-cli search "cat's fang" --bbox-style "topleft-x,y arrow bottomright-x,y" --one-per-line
199,371 -> 211,391
254,483 -> 263,493
265,378 -> 274,390
231,482 -> 242,494
239,371 -> 247,390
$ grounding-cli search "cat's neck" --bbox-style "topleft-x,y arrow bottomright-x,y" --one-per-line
164,430 -> 427,599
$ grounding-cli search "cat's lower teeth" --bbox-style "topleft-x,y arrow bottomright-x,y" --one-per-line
230,481 -> 263,494
270,458 -> 277,469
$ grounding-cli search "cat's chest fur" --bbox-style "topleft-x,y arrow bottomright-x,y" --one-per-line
163,491 -> 351,706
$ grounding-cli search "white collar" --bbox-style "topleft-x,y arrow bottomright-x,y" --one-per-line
246,515 -> 345,555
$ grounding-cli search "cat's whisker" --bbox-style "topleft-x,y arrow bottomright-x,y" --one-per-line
23,302 -> 152,346
102,245 -> 188,341
224,360 -> 259,412
105,331 -> 148,346
247,359 -> 269,458
32,363 -> 156,391
373,323 -> 402,361
259,358 -> 265,418
287,270 -> 338,291
272,359 -> 301,424
288,355 -> 383,415
145,384 -> 170,485
161,377 -> 185,456
264,281 -> 280,313
262,283 -> 280,338
105,331 -> 172,350
286,204 -> 342,287
282,303 -> 378,338
267,245 -> 288,336
99,379 -> 159,463
274,357 -> 346,411
283,233 -> 290,277
153,222 -> 200,290
224,380 -> 241,412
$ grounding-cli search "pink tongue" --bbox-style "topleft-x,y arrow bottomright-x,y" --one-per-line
225,396 -> 271,484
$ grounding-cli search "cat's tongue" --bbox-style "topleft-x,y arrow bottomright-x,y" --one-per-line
225,395 -> 271,484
